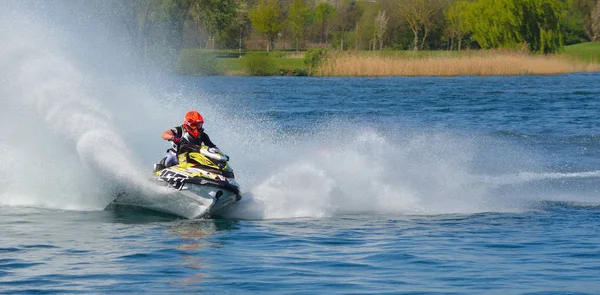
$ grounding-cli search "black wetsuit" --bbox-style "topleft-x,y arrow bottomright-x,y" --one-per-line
160,125 -> 217,168
170,125 -> 217,152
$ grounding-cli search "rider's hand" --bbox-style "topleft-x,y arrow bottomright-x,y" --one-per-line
172,136 -> 181,143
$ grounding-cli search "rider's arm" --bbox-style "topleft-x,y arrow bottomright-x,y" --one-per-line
161,129 -> 176,141
202,133 -> 217,148
162,127 -> 181,141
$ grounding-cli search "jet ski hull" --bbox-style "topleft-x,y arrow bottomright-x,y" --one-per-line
110,145 -> 241,219
111,180 -> 241,219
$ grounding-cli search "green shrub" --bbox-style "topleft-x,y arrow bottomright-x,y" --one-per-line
278,67 -> 308,76
243,53 -> 277,76
178,49 -> 219,76
303,48 -> 328,75
291,68 -> 308,76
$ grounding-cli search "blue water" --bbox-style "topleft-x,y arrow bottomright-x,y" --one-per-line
3,74 -> 600,294
3,205 -> 600,294
3,2 -> 600,293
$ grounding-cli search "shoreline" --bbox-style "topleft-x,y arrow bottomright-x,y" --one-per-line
214,53 -> 599,77
205,44 -> 600,77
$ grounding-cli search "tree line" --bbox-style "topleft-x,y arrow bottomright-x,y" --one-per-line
114,0 -> 599,56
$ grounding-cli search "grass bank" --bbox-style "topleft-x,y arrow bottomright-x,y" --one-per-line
315,50 -> 600,77
185,44 -> 600,76
217,51 -> 305,76
563,42 -> 600,63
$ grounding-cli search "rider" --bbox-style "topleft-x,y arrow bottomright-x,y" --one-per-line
156,110 -> 218,170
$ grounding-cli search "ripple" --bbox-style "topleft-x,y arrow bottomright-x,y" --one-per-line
1,262 -> 45,269
0,247 -> 21,253
22,244 -> 59,249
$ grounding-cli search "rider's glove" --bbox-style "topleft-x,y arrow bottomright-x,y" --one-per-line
172,136 -> 181,143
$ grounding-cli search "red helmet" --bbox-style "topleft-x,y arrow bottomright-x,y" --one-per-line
184,110 -> 204,129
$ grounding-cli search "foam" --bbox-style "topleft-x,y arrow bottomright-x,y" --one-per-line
3,2 -> 599,219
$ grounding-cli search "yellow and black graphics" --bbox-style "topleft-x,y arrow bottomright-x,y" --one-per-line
177,151 -> 228,171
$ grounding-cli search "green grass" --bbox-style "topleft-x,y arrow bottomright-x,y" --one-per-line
217,55 -> 306,75
563,42 -> 600,62
275,57 -> 305,69
216,57 -> 244,73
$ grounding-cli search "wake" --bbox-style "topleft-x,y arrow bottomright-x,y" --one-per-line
3,1 -> 599,220
478,170 -> 600,186
225,129 -> 600,219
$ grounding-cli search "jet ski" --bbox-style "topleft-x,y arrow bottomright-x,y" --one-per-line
111,144 -> 241,219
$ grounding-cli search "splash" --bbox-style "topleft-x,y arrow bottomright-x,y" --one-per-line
0,2 -> 174,209
2,1 -> 599,219
226,125 -> 600,219
227,129 -> 498,219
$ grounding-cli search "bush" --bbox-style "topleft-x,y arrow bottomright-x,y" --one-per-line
303,48 -> 328,75
291,68 -> 308,76
178,49 -> 220,76
243,53 -> 277,76
279,67 -> 308,76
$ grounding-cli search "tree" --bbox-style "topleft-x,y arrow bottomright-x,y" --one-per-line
445,0 -> 469,50
593,0 -> 600,41
335,0 -> 362,50
189,0 -> 237,49
512,0 -> 567,53
249,0 -> 283,51
461,0 -> 567,53
231,0 -> 252,56
461,0 -> 519,49
131,0 -> 157,57
571,0 -> 597,41
563,4 -> 590,45
395,0 -> 446,50
315,2 -> 336,46
156,0 -> 196,53
356,1 -> 378,50
375,10 -> 389,50
288,0 -> 313,52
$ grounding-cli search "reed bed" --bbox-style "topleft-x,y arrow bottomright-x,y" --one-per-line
316,52 -> 600,76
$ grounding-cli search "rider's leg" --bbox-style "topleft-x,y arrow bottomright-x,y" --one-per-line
164,152 -> 178,167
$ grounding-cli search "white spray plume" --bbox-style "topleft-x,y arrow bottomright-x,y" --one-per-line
0,3 -> 171,209
3,2 -> 599,219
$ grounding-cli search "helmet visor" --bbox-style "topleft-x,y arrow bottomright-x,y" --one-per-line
187,121 -> 203,129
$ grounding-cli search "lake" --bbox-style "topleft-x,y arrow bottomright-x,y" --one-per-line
2,73 -> 600,294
